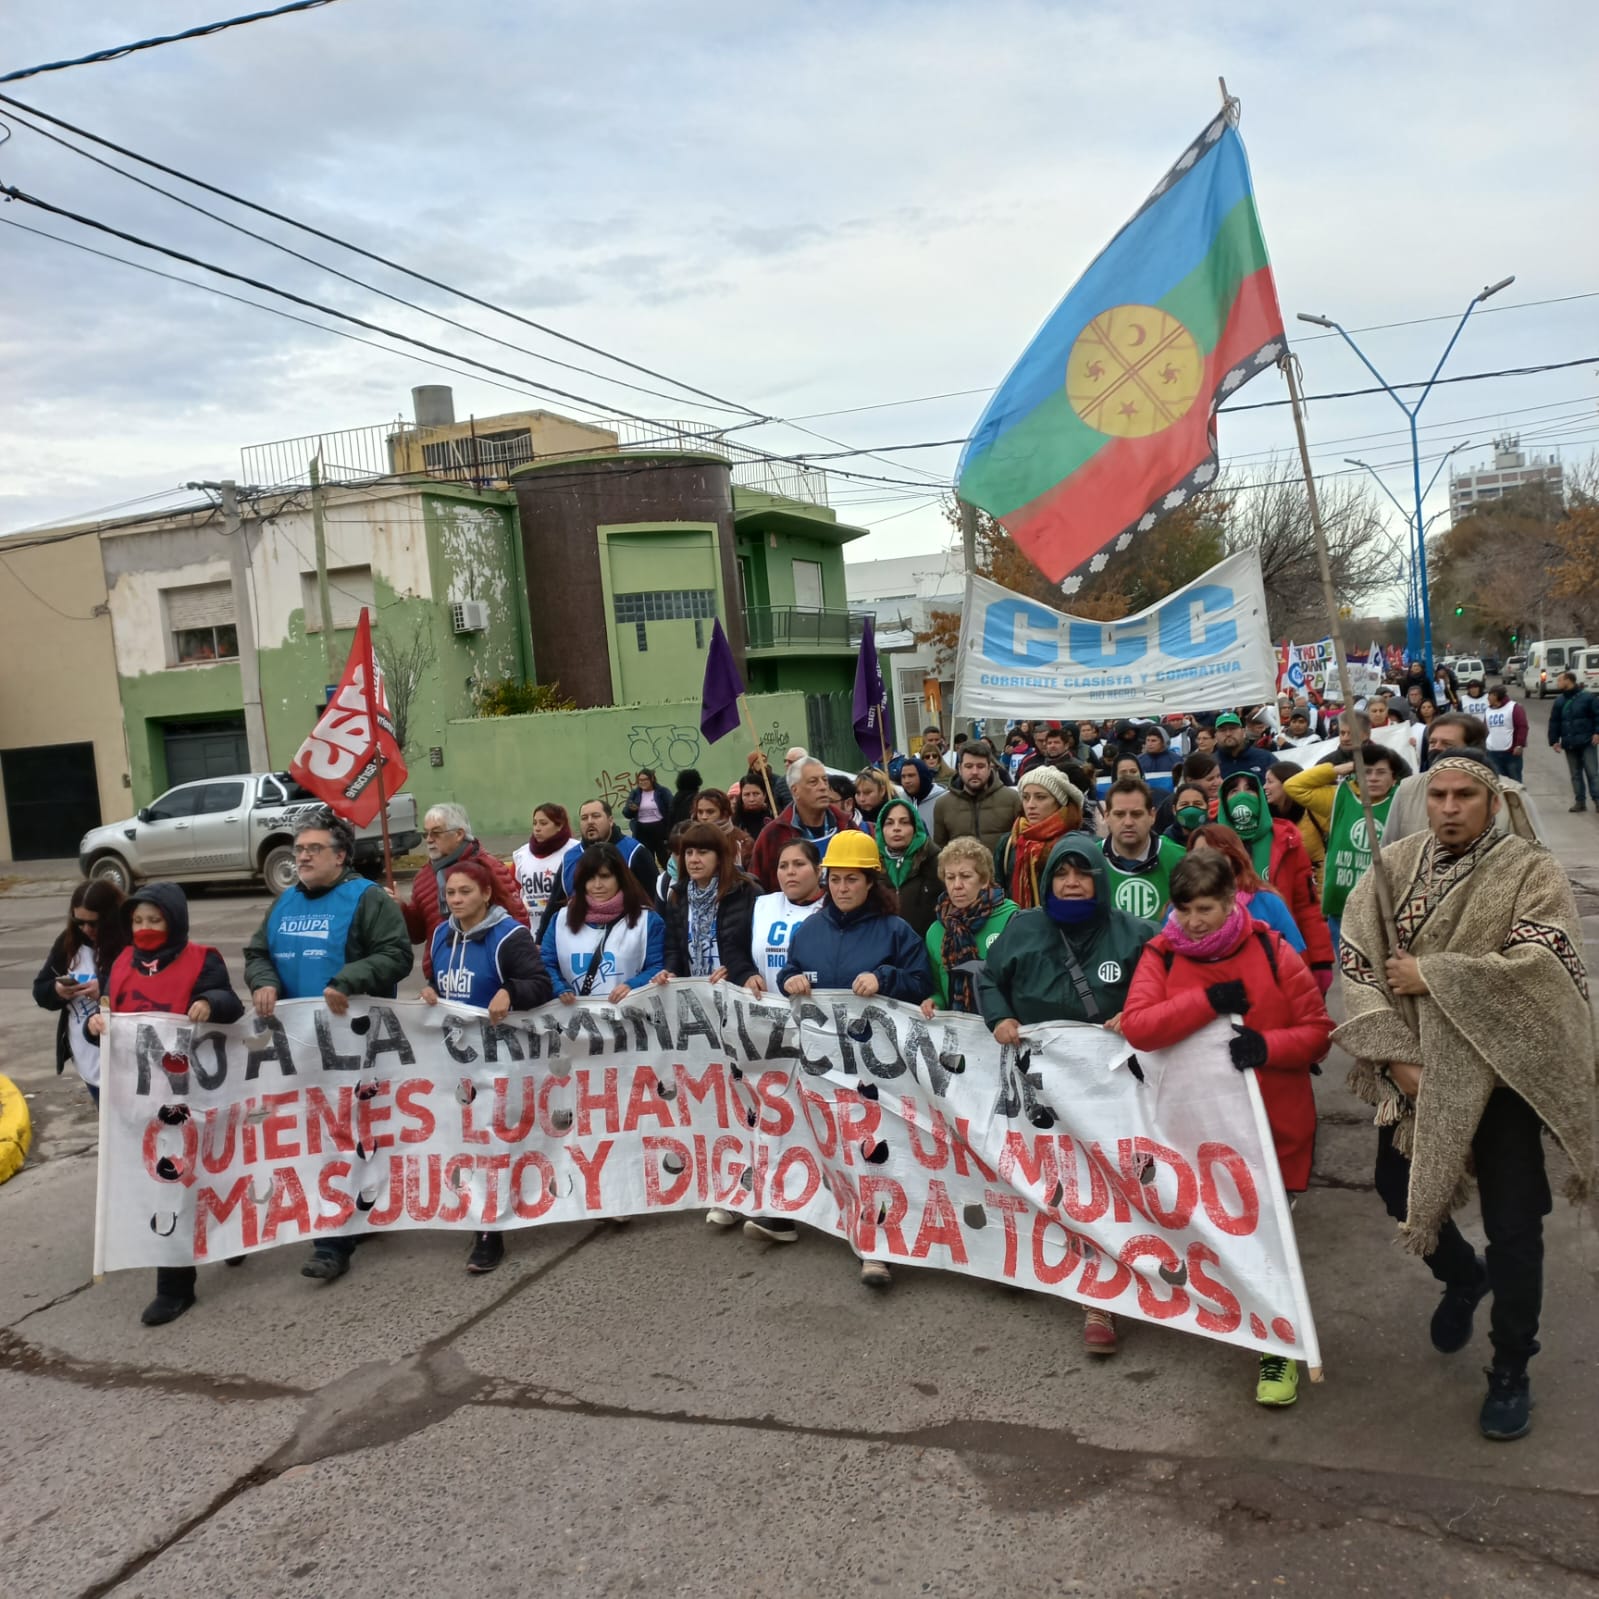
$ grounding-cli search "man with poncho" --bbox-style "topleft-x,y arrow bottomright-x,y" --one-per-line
1334,752 -> 1596,1442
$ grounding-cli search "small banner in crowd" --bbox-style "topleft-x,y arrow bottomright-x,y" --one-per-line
96,986 -> 1319,1364
287,610 -> 408,827
954,549 -> 1276,721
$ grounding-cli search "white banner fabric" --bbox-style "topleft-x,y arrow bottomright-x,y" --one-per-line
96,987 -> 1320,1364
952,551 -> 1276,721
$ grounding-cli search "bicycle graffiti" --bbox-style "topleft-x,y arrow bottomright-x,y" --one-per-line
626,724 -> 703,770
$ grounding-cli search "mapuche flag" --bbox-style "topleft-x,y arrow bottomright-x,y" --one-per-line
956,107 -> 1284,589
288,608 -> 408,827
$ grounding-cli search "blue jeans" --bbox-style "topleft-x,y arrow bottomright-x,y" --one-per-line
1564,742 -> 1599,805
1487,749 -> 1523,783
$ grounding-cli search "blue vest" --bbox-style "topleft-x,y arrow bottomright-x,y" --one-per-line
266,876 -> 369,999
429,917 -> 525,1009
562,834 -> 650,893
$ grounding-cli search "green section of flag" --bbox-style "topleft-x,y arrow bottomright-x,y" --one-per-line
959,196 -> 1270,521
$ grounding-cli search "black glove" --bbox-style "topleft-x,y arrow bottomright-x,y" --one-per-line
1206,981 -> 1250,1016
1228,1024 -> 1268,1072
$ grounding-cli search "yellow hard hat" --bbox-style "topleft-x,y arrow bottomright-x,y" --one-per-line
822,829 -> 881,872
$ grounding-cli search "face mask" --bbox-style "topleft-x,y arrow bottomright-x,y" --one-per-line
1176,804 -> 1207,829
1046,895 -> 1098,925
132,926 -> 167,951
1227,794 -> 1262,830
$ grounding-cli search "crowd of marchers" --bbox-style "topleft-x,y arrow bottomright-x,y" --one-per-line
32,679 -> 1596,1444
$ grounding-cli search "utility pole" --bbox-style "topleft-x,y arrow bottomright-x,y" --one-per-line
190,479 -> 271,771
309,453 -> 337,678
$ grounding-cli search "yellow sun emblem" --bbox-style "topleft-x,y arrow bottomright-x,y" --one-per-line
1065,305 -> 1203,438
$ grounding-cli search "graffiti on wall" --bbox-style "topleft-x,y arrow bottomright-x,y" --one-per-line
626,724 -> 703,770
757,721 -> 792,768
592,768 -> 635,810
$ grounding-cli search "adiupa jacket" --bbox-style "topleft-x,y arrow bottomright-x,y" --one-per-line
1548,685 -> 1599,750
1121,922 -> 1333,1191
875,799 -> 942,937
748,801 -> 861,893
245,867 -> 414,1000
776,897 -> 935,1003
401,839 -> 529,981
931,769 -> 1023,853
428,906 -> 552,1011
977,837 -> 1156,1029
660,876 -> 761,984
105,882 -> 243,1026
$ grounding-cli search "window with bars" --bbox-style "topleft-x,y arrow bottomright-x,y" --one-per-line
164,581 -> 238,665
612,588 -> 716,652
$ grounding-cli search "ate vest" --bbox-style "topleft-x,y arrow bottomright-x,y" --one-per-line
750,892 -> 823,978
1484,703 -> 1516,752
511,840 -> 581,918
553,915 -> 652,993
429,918 -> 527,1009
108,943 -> 208,1015
1101,835 -> 1184,922
1322,783 -> 1393,919
265,877 -> 369,999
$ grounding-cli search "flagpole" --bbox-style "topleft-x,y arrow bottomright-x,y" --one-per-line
1277,355 -> 1402,961
738,695 -> 779,815
361,611 -> 396,892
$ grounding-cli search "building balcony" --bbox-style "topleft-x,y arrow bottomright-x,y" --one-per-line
744,606 -> 873,654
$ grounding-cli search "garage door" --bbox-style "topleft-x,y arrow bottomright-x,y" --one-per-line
2,742 -> 102,860
163,718 -> 249,787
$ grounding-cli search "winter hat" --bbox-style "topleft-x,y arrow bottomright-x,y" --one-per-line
1019,766 -> 1083,814
1214,712 -> 1244,729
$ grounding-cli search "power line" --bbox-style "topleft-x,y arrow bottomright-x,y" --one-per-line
2,109 -> 754,418
0,186 -> 944,494
0,0 -> 340,83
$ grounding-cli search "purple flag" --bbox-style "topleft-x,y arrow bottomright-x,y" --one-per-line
852,614 -> 887,766
699,618 -> 745,743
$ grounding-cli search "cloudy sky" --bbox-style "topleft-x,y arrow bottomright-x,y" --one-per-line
2,0 -> 1595,594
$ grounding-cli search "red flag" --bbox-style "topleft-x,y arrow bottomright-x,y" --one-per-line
288,610 -> 408,827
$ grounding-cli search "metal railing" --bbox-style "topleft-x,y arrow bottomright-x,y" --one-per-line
745,605 -> 872,650
241,415 -> 831,506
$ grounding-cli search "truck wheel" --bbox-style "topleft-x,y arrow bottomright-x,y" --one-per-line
262,845 -> 299,894
88,854 -> 133,894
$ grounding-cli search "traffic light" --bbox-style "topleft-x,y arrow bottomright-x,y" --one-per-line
1454,605 -> 1464,616
1511,632 -> 1518,645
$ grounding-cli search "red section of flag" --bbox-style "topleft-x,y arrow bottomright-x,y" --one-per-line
1001,269 -> 1282,581
287,609 -> 408,827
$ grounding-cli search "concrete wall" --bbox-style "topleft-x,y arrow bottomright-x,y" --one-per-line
0,531 -> 130,858
435,691 -> 810,838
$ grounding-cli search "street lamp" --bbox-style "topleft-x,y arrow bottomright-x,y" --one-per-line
1298,276 -> 1514,676
1344,441 -> 1475,661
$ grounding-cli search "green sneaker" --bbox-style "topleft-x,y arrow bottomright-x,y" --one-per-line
1256,1354 -> 1299,1406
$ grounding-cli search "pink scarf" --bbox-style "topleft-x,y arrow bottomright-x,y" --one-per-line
586,891 -> 627,926
1160,901 -> 1252,962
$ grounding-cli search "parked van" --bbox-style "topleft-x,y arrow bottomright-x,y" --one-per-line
1522,639 -> 1589,699
1575,645 -> 1599,694
1453,657 -> 1486,684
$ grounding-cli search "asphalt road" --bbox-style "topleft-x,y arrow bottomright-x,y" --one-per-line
2,727 -> 1596,1598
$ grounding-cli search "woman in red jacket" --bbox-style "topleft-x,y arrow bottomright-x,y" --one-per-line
1121,851 -> 1333,1410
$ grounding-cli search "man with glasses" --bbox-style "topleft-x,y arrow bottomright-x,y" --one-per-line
244,811 -> 413,1283
392,803 -> 527,982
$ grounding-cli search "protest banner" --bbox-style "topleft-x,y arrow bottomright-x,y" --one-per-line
95,985 -> 1321,1366
954,551 -> 1276,721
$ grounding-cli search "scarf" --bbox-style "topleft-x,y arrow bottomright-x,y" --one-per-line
430,839 -> 470,902
937,885 -> 1006,1014
1005,809 -> 1069,908
876,800 -> 930,891
586,890 -> 627,926
1159,901 -> 1252,962
527,824 -> 573,858
685,878 -> 720,977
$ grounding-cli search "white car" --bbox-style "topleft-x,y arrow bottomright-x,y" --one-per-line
1576,646 -> 1599,694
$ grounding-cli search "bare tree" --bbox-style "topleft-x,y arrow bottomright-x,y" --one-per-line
1220,461 -> 1397,639
373,615 -> 437,758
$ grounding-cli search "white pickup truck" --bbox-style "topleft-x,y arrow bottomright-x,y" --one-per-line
78,772 -> 422,895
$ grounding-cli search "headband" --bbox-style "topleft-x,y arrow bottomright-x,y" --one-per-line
1425,753 -> 1502,794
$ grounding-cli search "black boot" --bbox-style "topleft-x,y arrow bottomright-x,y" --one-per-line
1479,1364 -> 1533,1441
466,1231 -> 505,1274
141,1266 -> 197,1326
1430,1257 -> 1489,1353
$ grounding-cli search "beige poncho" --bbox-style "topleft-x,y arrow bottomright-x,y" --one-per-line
1334,818 -> 1596,1255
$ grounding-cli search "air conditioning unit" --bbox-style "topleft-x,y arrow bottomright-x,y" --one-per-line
451,599 -> 489,634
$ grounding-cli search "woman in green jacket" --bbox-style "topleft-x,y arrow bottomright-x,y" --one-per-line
921,836 -> 1019,1015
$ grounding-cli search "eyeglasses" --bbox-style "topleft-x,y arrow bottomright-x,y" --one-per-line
293,843 -> 331,857
422,827 -> 459,840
